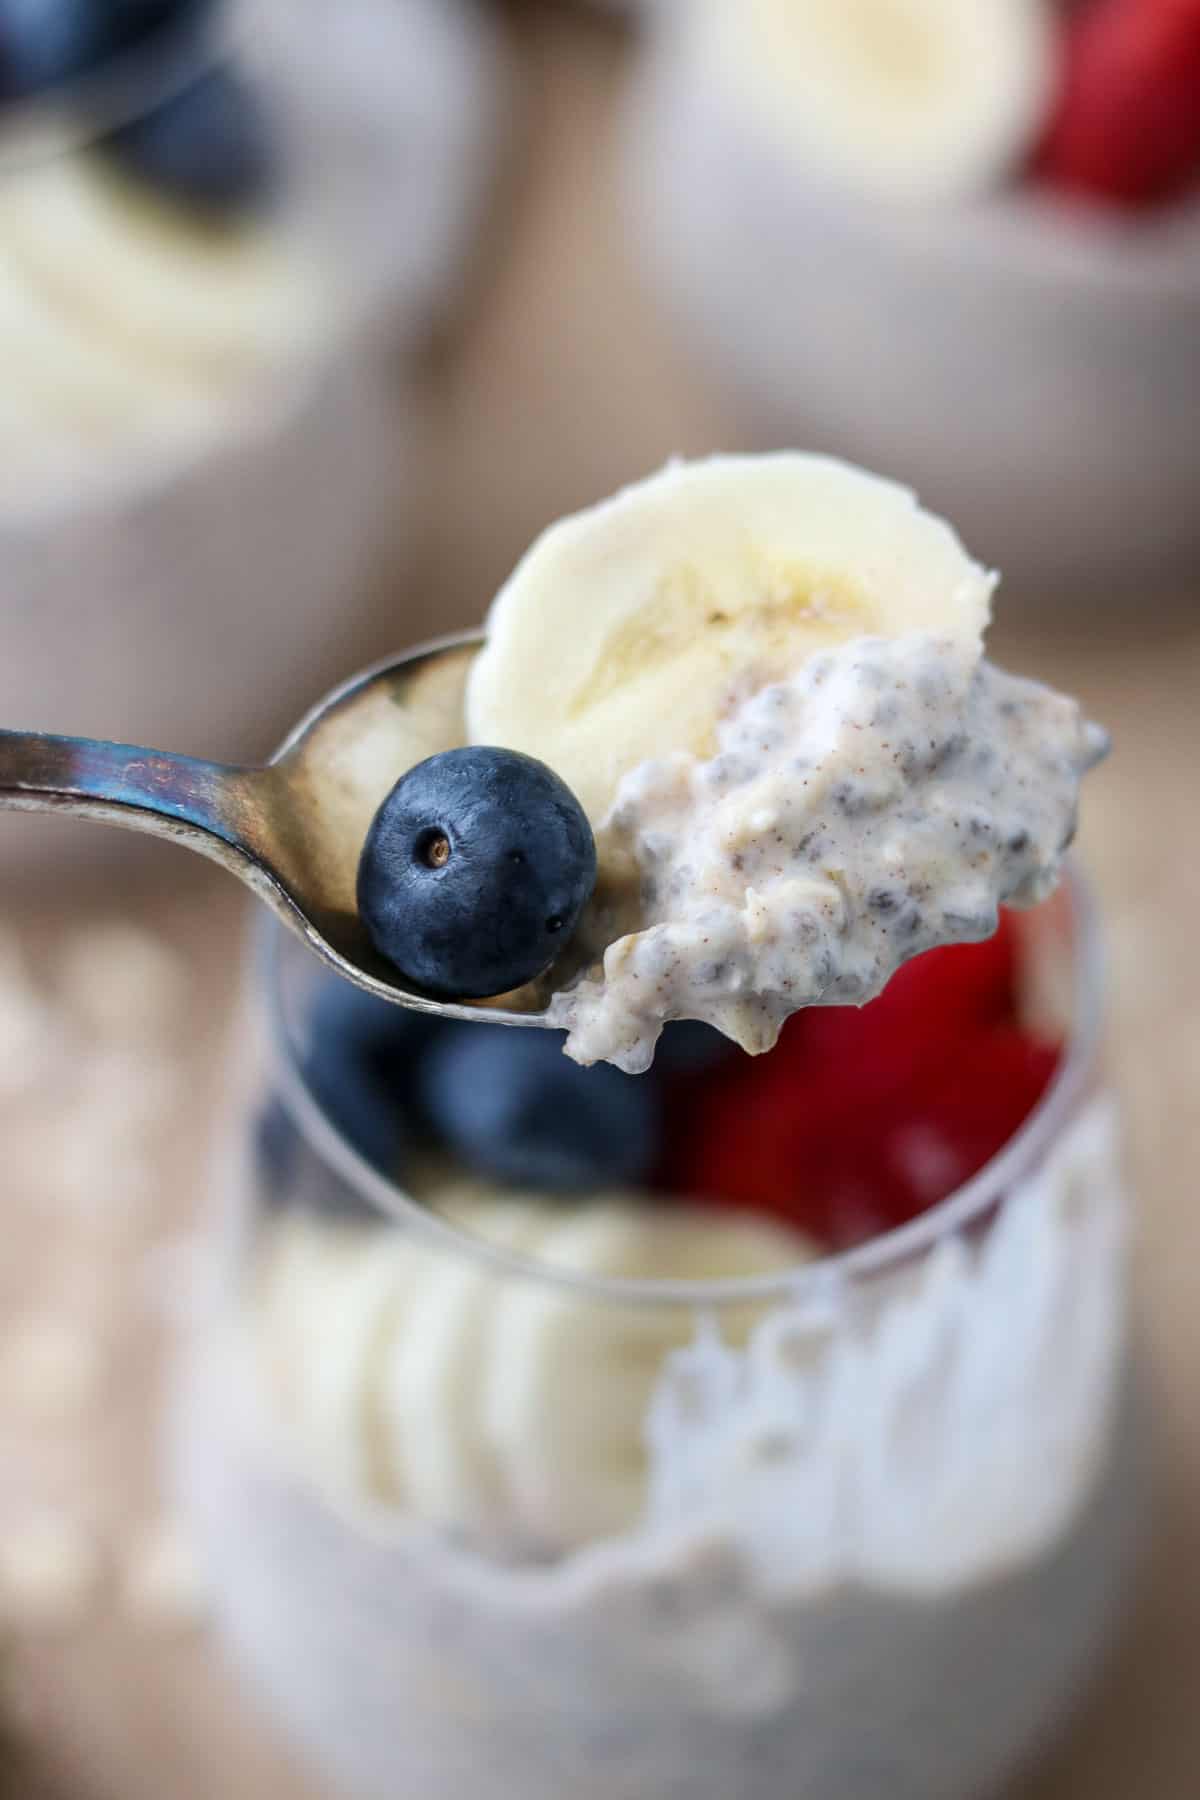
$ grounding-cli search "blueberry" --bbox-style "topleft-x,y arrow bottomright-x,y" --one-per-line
357,748 -> 597,1001
655,1020 -> 737,1076
417,1023 -> 660,1194
300,976 -> 431,1176
101,64 -> 273,216
0,0 -> 211,99
0,0 -> 96,96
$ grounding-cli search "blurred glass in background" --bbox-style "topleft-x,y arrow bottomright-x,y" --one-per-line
0,0 -> 507,880
621,0 -> 1200,594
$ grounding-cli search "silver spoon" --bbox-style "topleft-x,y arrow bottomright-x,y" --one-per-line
0,629 -> 549,1028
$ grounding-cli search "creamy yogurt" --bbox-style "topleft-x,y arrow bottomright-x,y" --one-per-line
547,633 -> 1107,1071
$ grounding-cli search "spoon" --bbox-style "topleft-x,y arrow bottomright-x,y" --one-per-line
0,629 -> 549,1029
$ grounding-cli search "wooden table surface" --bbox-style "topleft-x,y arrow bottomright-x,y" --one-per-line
4,8 -> 1200,1796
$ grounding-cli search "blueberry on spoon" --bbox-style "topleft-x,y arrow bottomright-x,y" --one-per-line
357,747 -> 597,1001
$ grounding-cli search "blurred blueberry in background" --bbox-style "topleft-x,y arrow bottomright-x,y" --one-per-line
103,63 -> 274,214
301,976 -> 433,1176
417,1022 -> 661,1194
655,1019 -> 738,1077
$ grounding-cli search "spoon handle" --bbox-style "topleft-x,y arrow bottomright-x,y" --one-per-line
0,729 -> 261,865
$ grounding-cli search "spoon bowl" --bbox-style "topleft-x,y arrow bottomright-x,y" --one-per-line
0,628 -> 552,1028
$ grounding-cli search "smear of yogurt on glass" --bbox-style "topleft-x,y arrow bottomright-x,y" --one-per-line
546,632 -> 1107,1072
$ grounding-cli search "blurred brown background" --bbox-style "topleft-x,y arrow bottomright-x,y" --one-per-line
2,3 -> 1200,1796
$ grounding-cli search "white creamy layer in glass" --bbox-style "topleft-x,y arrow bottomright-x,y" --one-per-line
249,1185 -> 816,1551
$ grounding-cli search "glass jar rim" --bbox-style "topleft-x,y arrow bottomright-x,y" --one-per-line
261,863 -> 1103,1312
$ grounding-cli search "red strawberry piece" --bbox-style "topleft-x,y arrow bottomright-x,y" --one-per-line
660,1051 -> 798,1217
782,910 -> 1022,1121
883,1026 -> 1062,1211
663,1048 -> 927,1249
1034,0 -> 1200,209
659,917 -> 1052,1249
761,1108 -> 927,1249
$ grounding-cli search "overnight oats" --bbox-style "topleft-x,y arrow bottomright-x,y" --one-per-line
174,457 -> 1136,1800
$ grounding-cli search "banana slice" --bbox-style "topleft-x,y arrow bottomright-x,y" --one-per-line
0,155 -> 324,368
481,1201 -> 814,1548
719,0 -> 1055,202
466,454 -> 994,825
0,153 -> 330,507
254,1213 -> 420,1507
253,1210 -> 353,1430
378,1189 -> 556,1534
257,1195 -> 815,1547
0,154 -> 325,471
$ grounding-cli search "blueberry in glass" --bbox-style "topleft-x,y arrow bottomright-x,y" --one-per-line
417,1022 -> 661,1194
0,0 -> 213,101
102,63 -> 274,215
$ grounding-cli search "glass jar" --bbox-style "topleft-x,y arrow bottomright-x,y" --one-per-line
174,874 -> 1141,1800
